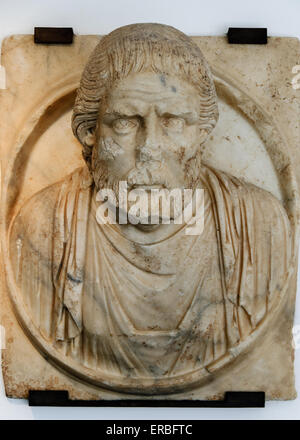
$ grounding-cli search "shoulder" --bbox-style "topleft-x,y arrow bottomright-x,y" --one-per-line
201,164 -> 289,217
10,167 -> 89,254
201,164 -> 292,255
10,180 -> 61,250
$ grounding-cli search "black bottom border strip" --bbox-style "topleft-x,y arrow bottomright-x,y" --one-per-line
28,390 -> 265,407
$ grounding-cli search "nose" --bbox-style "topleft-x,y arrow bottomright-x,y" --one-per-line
136,109 -> 162,163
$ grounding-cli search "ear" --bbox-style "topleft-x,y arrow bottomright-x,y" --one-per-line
84,127 -> 96,147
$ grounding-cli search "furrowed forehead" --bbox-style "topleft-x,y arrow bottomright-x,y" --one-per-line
103,72 -> 200,116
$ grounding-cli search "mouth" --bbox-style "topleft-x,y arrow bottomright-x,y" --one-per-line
135,223 -> 161,232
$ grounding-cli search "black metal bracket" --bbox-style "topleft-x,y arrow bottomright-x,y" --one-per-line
28,390 -> 265,407
227,28 -> 267,44
34,27 -> 74,44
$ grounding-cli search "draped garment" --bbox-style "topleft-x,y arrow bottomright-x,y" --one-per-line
10,164 -> 292,377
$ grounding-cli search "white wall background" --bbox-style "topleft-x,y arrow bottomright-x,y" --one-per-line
0,0 -> 300,420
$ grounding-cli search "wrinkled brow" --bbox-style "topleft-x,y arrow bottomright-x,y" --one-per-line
102,105 -> 199,122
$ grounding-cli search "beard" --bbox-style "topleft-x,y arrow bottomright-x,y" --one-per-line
91,137 -> 202,225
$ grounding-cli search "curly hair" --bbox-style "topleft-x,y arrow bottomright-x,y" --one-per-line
72,23 -> 219,168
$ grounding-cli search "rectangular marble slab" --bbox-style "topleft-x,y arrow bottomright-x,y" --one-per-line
0,32 -> 299,401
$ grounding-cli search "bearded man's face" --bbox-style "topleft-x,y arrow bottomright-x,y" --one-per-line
89,71 -> 208,225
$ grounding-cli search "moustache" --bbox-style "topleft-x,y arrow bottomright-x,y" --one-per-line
125,165 -> 172,190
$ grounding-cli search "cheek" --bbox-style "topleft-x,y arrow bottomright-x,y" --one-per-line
164,125 -> 199,162
96,125 -> 137,176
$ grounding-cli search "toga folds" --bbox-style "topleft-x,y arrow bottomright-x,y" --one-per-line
10,164 -> 292,378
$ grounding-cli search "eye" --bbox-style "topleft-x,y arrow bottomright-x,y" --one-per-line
161,117 -> 185,132
112,118 -> 139,134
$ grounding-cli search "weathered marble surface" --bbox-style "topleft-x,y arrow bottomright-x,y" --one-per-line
0,24 -> 299,401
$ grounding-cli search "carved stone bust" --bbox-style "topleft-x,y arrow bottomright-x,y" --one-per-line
6,23 -> 297,396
